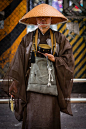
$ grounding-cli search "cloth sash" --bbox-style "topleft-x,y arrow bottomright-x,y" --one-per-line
27,57 -> 58,96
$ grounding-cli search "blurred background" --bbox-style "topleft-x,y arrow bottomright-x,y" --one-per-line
0,0 -> 86,128
0,0 -> 86,80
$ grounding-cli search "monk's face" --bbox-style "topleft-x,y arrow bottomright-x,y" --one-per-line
36,17 -> 51,30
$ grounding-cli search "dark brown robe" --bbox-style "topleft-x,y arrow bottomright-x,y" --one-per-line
2,28 -> 74,129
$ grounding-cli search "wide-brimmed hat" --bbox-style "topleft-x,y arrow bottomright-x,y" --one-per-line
19,4 -> 67,25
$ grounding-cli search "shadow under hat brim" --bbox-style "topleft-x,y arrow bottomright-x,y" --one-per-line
19,16 -> 67,25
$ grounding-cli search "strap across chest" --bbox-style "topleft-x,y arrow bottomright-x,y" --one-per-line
32,29 -> 56,56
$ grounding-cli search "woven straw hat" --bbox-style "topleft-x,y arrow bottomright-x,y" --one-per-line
19,4 -> 67,25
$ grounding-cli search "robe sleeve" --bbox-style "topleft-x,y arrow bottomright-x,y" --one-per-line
9,38 -> 25,83
2,37 -> 27,101
54,32 -> 74,115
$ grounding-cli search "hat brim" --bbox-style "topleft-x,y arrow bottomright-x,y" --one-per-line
19,4 -> 67,25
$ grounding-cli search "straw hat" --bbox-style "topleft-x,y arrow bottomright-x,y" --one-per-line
19,4 -> 67,25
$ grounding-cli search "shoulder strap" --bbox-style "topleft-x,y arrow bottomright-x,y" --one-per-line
32,29 -> 38,56
32,29 -> 56,56
50,29 -> 56,56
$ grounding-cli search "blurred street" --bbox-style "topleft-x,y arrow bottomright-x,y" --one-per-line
0,97 -> 86,129
0,82 -> 86,129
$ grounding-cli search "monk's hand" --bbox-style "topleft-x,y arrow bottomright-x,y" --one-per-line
9,81 -> 18,98
44,53 -> 55,62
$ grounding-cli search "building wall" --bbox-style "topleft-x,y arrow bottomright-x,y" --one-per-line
0,0 -> 27,78
57,18 -> 86,78
0,1 -> 86,79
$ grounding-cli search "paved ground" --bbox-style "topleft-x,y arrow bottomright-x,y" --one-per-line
61,103 -> 86,129
0,103 -> 86,129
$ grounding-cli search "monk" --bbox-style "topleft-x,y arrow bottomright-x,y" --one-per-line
3,4 -> 74,129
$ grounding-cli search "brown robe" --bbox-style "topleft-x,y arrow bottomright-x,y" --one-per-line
2,28 -> 74,129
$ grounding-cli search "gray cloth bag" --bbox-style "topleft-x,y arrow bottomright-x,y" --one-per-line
27,57 -> 58,96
